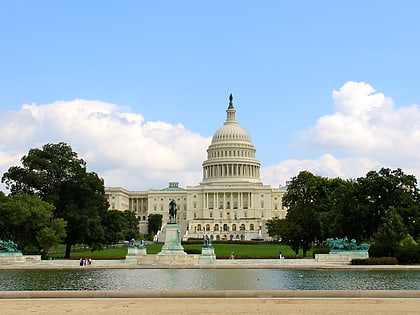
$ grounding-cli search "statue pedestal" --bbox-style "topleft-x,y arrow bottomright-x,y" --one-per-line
158,224 -> 186,255
330,250 -> 369,260
0,252 -> 25,264
199,247 -> 216,264
125,246 -> 147,264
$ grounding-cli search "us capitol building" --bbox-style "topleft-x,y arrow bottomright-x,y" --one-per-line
105,95 -> 288,242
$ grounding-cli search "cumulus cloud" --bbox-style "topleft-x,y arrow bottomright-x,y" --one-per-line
302,81 -> 420,162
2,82 -> 419,194
262,81 -> 420,185
0,100 -> 210,192
261,154 -> 381,187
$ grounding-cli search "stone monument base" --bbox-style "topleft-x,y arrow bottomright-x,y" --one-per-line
0,253 -> 41,264
124,223 -> 218,265
330,250 -> 369,260
125,247 -> 147,264
315,253 -> 352,264
199,247 -> 216,264
315,250 -> 369,264
158,223 -> 187,255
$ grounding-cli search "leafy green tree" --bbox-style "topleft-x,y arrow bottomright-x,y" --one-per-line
266,217 -> 285,241
2,142 -> 109,258
36,218 -> 67,255
282,171 -> 324,256
104,210 -> 140,244
375,206 -> 407,256
0,193 -> 66,254
148,214 -> 162,238
266,217 -> 304,255
356,168 -> 420,241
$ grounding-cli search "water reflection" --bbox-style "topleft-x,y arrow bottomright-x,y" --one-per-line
0,269 -> 419,291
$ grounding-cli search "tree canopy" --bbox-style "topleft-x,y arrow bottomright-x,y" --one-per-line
2,142 -> 109,257
267,168 -> 420,257
0,193 -> 66,254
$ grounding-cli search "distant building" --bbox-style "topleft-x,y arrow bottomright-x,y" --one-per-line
105,95 -> 288,241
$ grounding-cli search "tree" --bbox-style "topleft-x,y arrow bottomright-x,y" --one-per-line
148,214 -> 162,238
36,218 -> 67,255
282,171 -> 324,256
375,206 -> 407,256
266,217 -> 303,255
356,168 -> 420,241
0,193 -> 66,254
104,210 -> 140,244
266,217 -> 285,241
2,142 -> 109,258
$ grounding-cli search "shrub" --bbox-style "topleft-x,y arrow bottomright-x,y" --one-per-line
394,244 -> 420,264
352,257 -> 398,265
184,248 -> 201,255
368,243 -> 396,257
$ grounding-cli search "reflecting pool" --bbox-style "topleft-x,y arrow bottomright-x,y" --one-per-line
1,269 -> 419,291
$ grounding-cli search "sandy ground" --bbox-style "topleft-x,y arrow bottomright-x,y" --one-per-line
1,298 -> 420,315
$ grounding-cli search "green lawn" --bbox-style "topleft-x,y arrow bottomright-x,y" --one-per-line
49,246 -> 128,260
49,242 -> 312,259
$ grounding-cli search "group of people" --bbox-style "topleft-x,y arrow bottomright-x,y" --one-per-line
79,257 -> 92,266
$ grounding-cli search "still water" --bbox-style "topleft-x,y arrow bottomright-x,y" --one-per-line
1,269 -> 419,291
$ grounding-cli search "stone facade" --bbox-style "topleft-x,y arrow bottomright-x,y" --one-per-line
105,96 -> 288,241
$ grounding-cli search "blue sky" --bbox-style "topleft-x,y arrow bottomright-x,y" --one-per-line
1,1 -> 420,191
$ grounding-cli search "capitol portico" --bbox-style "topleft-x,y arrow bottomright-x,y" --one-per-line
105,95 -> 287,241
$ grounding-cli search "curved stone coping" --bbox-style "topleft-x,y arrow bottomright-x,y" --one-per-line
1,258 -> 420,270
0,265 -> 420,271
0,290 -> 419,299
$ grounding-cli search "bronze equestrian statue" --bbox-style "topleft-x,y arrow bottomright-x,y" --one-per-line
169,199 -> 177,223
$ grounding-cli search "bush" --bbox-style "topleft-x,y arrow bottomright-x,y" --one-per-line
352,257 -> 398,265
184,248 -> 201,255
368,243 -> 388,257
394,244 -> 420,264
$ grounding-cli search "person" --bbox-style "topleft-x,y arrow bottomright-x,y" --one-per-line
230,251 -> 235,259
79,257 -> 83,266
279,251 -> 285,260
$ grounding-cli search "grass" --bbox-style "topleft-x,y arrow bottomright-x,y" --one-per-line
49,247 -> 128,260
49,242 -> 313,260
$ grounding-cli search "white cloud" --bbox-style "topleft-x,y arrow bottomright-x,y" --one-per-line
2,81 -> 419,194
0,100 -> 210,192
264,81 -> 420,184
261,154 -> 381,186
301,81 -> 420,163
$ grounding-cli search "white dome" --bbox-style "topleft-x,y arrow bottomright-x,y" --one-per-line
201,95 -> 261,186
211,123 -> 252,144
